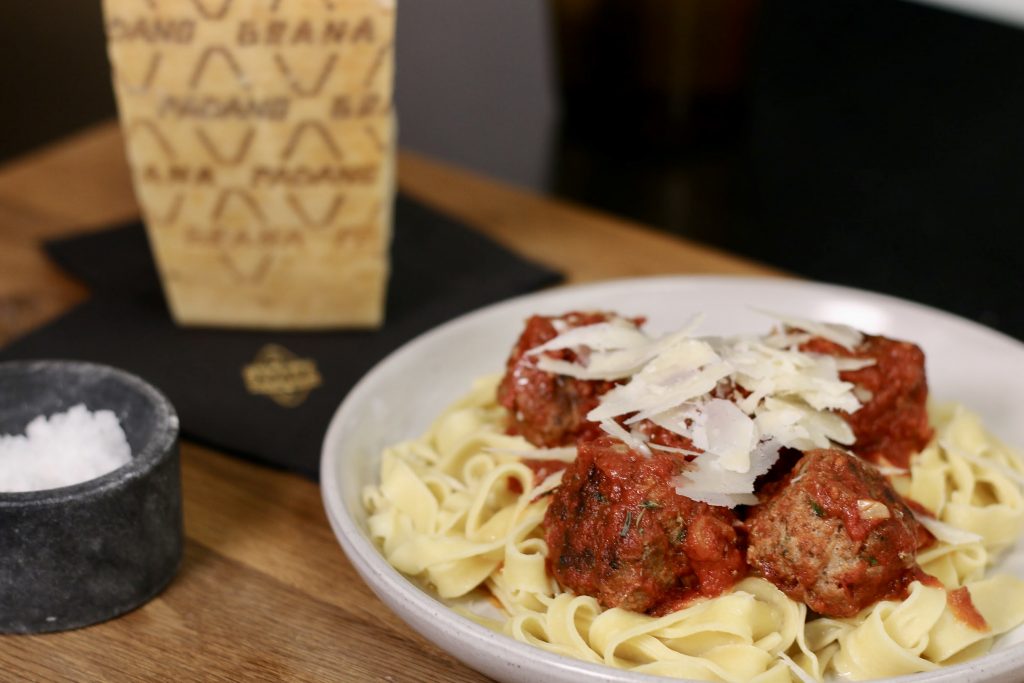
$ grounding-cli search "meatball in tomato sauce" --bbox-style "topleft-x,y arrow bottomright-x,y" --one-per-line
802,334 -> 933,468
746,448 -> 923,618
544,436 -> 745,615
498,312 -> 634,448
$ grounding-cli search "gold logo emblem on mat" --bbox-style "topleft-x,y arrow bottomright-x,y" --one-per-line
242,344 -> 322,407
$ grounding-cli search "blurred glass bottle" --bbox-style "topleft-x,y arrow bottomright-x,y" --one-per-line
550,0 -> 759,148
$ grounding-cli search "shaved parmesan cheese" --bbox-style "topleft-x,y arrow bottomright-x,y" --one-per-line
913,511 -> 983,545
718,338 -> 862,414
778,653 -> 818,683
598,419 -> 651,457
762,330 -> 813,349
754,397 -> 855,450
531,469 -> 566,501
834,357 -> 877,372
853,386 -> 875,404
673,439 -> 780,508
875,464 -> 908,477
856,499 -> 891,520
757,309 -> 864,350
529,315 -> 705,382
520,311 -> 869,508
526,320 -> 649,356
587,338 -> 728,420
649,442 -> 703,457
592,361 -> 733,424
533,357 -> 613,380
697,399 -> 756,472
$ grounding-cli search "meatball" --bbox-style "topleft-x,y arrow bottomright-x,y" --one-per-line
498,312 -> 632,448
746,448 -> 921,617
802,334 -> 933,468
544,436 -> 745,614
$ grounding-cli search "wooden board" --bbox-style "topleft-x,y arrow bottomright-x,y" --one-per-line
0,121 -> 781,681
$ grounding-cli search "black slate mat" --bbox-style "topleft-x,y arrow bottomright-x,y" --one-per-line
0,195 -> 562,478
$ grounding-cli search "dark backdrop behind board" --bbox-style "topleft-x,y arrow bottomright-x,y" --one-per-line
740,0 -> 1024,340
0,2 -> 115,161
2,1 -> 1023,341
550,0 -> 1024,341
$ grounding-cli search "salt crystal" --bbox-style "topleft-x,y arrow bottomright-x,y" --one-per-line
0,404 -> 132,493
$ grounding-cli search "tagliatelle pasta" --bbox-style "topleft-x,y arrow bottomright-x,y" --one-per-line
363,372 -> 1024,682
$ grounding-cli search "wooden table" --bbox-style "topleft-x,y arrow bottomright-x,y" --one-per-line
0,121 -> 780,681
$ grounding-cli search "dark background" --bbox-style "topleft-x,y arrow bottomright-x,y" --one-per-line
2,0 -> 1022,340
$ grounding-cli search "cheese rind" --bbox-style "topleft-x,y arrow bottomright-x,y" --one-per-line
102,0 -> 397,328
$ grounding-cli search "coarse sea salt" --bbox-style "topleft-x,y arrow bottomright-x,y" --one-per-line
0,404 -> 132,493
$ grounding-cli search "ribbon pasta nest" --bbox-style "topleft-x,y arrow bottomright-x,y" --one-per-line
363,312 -> 1024,682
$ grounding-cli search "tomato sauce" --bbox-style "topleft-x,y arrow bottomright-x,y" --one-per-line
498,312 -> 633,448
499,312 -> 959,622
947,586 -> 989,632
543,436 -> 745,614
801,334 -> 933,468
508,458 -> 571,495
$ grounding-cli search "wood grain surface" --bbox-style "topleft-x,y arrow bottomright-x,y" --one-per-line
0,121 -> 781,681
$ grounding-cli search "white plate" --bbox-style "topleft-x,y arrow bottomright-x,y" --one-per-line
320,275 -> 1024,683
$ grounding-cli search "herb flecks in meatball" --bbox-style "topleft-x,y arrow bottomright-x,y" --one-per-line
746,448 -> 922,617
544,436 -> 745,615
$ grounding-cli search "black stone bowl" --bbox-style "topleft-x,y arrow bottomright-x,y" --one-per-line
0,360 -> 182,634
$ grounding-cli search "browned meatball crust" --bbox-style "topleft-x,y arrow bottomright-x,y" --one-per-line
746,448 -> 922,617
544,436 -> 745,615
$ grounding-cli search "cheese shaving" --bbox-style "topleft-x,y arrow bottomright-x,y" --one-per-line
835,357 -> 877,372
857,499 -> 892,520
534,469 -> 566,498
534,323 -> 705,382
756,309 -> 864,350
673,439 -> 781,508
527,313 -> 866,508
875,464 -> 909,477
526,318 -> 649,355
598,419 -> 651,457
778,652 -> 819,683
693,399 -> 756,472
649,442 -> 703,457
913,510 -> 984,546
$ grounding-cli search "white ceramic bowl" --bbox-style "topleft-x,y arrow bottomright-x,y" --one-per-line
321,276 -> 1024,682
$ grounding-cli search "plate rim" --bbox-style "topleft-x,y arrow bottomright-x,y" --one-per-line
321,274 -> 1024,683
